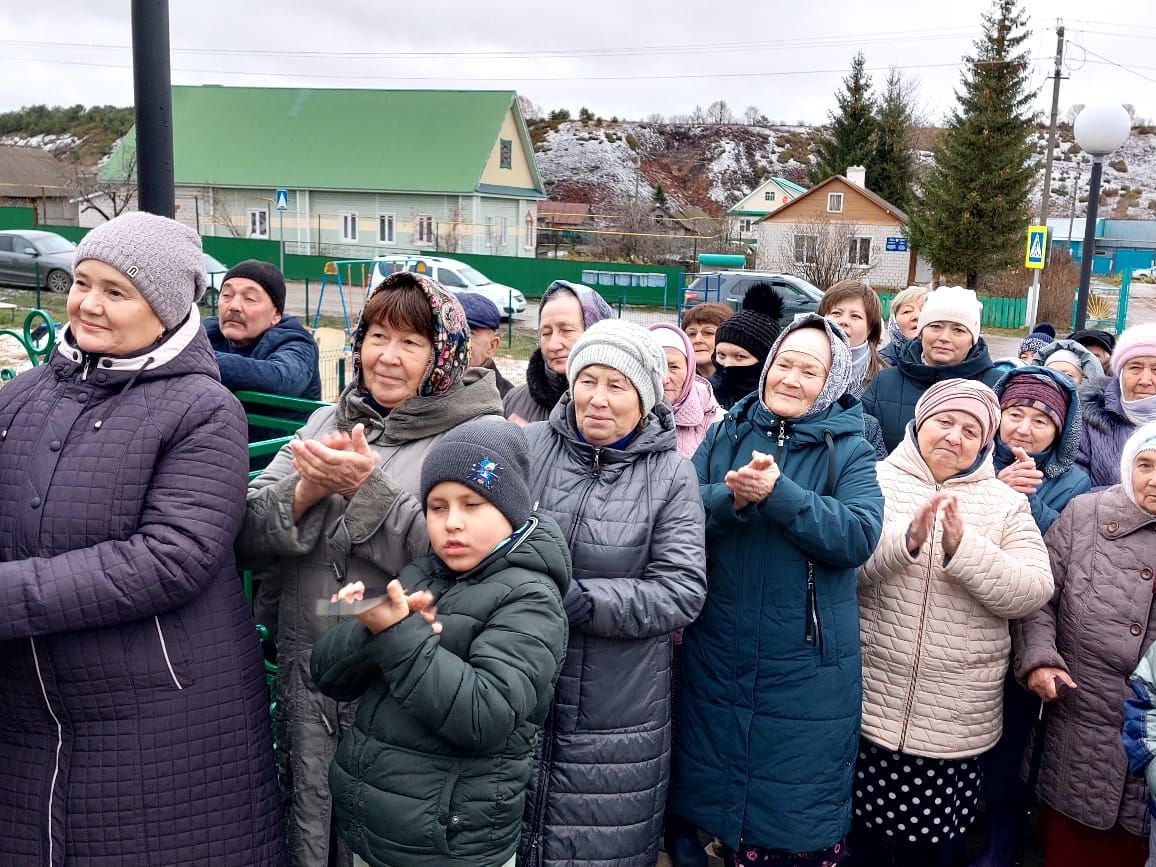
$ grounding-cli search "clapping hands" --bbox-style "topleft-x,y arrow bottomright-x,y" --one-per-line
906,492 -> 964,559
333,579 -> 442,636
725,450 -> 781,511
292,423 -> 380,505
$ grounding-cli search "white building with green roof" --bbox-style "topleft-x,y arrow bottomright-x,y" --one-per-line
99,85 -> 546,258
726,176 -> 809,241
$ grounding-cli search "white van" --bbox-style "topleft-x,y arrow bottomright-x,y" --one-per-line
368,255 -> 527,318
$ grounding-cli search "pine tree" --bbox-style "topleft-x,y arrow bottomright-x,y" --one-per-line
872,69 -> 917,213
908,0 -> 1038,288
809,53 -> 878,185
653,184 -> 668,209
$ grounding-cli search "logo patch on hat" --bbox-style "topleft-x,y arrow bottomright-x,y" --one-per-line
126,265 -> 140,278
472,457 -> 502,489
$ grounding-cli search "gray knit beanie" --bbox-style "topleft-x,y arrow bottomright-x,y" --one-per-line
420,417 -> 532,529
566,319 -> 666,415
75,212 -> 208,330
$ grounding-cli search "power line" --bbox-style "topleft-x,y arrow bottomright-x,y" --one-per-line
1077,44 -> 1156,86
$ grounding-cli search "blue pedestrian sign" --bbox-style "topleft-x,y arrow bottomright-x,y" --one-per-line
1025,225 -> 1047,269
885,236 -> 909,253
274,189 -> 289,211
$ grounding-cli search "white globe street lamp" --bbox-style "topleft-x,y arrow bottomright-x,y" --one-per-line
1072,103 -> 1132,330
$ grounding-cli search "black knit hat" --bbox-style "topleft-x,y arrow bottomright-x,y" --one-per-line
713,282 -> 785,364
221,259 -> 287,314
420,417 -> 531,528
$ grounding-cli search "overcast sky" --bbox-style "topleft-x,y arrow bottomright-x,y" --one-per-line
2,0 -> 1153,126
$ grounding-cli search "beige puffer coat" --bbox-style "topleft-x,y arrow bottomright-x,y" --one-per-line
1013,486 -> 1156,836
858,433 -> 1054,759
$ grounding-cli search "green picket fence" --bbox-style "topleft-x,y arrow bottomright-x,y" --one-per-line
878,293 -> 1027,329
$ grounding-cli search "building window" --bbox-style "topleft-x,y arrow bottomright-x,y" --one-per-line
848,236 -> 872,266
794,234 -> 819,264
524,213 -> 536,250
740,219 -> 754,233
764,190 -> 775,201
499,216 -> 509,246
499,139 -> 513,170
827,192 -> 844,213
340,213 -> 359,243
247,208 -> 268,239
377,214 -> 396,244
485,216 -> 494,248
415,214 -> 434,245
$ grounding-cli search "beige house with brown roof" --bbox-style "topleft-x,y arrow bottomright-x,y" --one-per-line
0,145 -> 78,225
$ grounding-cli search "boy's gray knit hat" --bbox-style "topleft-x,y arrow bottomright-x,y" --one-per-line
75,212 -> 208,329
420,417 -> 531,528
566,319 -> 666,415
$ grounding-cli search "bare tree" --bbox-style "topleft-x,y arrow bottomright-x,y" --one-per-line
775,218 -> 877,290
517,94 -> 542,121
70,147 -> 137,222
441,207 -> 463,253
689,105 -> 707,124
706,100 -> 734,125
207,194 -> 245,239
1064,104 -> 1086,127
644,112 -> 666,124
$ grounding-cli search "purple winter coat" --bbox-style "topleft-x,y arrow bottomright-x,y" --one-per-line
1075,376 -> 1136,488
0,313 -> 282,866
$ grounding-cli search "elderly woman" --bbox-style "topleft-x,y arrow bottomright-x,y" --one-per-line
649,321 -> 723,457
240,272 -> 502,866
1077,322 -> 1156,487
0,213 -> 281,864
863,285 -> 1003,452
672,315 -> 885,866
1068,328 -> 1115,375
518,319 -> 707,867
972,367 -> 1091,867
879,285 -> 929,366
1035,338 -> 1103,386
820,279 -> 888,395
1016,423 -> 1156,867
1018,330 -> 1055,365
854,379 -> 1053,867
709,283 -> 784,410
682,301 -> 734,378
503,279 -> 614,425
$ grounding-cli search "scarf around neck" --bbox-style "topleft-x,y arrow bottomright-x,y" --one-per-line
1123,393 -> 1156,426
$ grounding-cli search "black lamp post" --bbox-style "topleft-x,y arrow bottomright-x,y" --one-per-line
131,0 -> 175,218
1072,104 -> 1131,330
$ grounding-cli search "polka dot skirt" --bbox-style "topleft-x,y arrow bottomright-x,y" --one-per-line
852,739 -> 979,846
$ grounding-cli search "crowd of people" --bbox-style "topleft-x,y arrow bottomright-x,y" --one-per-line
0,211 -> 1155,867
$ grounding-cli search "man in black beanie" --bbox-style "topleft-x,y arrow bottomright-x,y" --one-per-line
203,258 -> 322,448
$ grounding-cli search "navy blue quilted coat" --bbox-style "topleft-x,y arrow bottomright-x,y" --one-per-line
0,313 -> 282,866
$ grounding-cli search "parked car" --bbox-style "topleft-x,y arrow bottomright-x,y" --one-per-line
367,254 -> 527,318
1132,267 -> 1154,283
685,270 -> 823,325
203,253 -> 230,292
0,229 -> 77,293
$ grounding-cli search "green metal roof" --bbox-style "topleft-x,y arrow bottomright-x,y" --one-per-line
103,86 -> 543,195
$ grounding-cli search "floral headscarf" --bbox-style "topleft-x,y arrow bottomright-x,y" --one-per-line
351,272 -> 471,398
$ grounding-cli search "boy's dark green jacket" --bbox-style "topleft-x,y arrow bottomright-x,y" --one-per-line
310,516 -> 570,867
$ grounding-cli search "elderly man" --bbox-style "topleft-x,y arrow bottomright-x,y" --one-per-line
204,259 -> 322,444
457,291 -> 514,396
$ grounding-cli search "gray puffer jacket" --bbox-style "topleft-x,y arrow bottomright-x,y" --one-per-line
238,368 -> 503,867
1014,485 -> 1156,836
518,396 -> 708,867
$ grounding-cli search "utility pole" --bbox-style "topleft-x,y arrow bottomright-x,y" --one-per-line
1026,21 -> 1065,328
131,0 -> 175,218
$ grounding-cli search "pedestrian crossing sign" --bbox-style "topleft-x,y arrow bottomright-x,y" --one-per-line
1025,226 -> 1047,269
274,189 -> 289,211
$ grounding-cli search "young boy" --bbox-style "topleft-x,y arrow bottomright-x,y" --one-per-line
310,417 -> 570,867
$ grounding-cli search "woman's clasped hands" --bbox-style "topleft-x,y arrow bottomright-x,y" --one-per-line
905,492 -> 964,559
725,450 -> 781,511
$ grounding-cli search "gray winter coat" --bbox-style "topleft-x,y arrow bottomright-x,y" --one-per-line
0,313 -> 282,866
239,368 -> 503,867
1076,376 -> 1137,488
518,396 -> 708,867
1013,485 -> 1156,836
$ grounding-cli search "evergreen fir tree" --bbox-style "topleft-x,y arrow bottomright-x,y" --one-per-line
653,184 -> 668,209
908,0 -> 1038,288
809,52 -> 878,185
872,69 -> 917,213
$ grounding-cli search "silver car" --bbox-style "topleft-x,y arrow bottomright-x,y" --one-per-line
0,230 -> 77,293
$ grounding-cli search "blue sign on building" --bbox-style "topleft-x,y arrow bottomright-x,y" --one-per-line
274,189 -> 289,211
885,236 -> 908,252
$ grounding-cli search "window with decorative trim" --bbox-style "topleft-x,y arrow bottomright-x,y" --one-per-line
794,234 -> 819,264
499,139 -> 513,170
415,214 -> 434,245
524,213 -> 536,250
764,190 -> 775,201
377,214 -> 396,244
340,213 -> 359,243
848,236 -> 871,266
247,208 -> 268,239
827,192 -> 844,213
